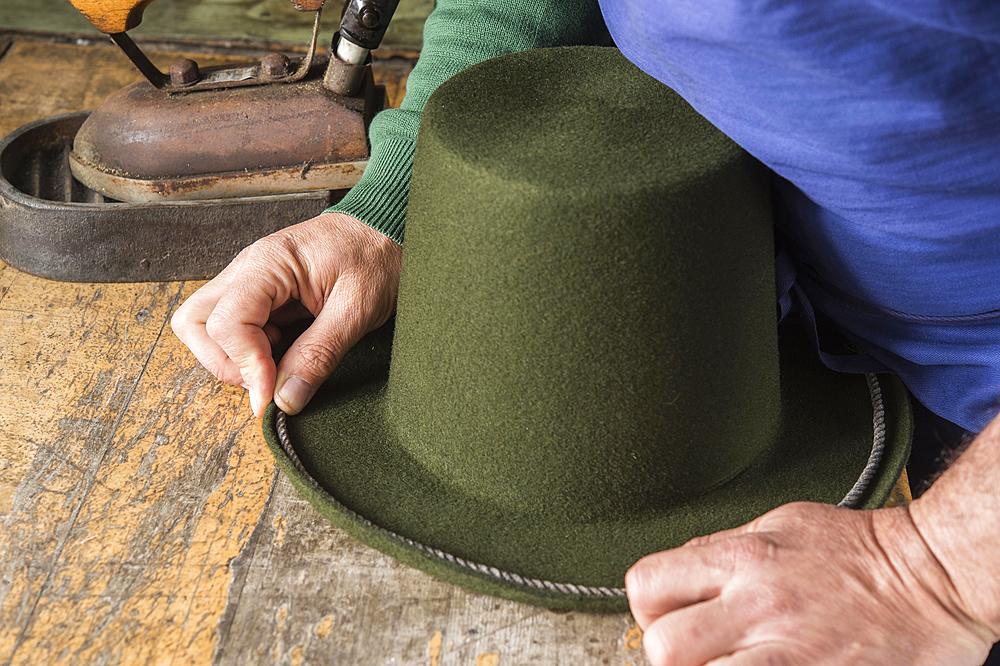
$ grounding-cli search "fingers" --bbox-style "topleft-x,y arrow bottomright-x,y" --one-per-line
707,645 -> 789,666
171,213 -> 400,418
171,277 -> 243,386
643,598 -> 744,666
627,541 -> 733,629
205,277 -> 284,416
273,283 -> 369,414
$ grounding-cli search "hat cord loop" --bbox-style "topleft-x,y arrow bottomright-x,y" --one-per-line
274,373 -> 886,599
836,373 -> 887,509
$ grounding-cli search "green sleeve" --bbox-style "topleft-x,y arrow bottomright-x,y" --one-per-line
325,0 -> 612,243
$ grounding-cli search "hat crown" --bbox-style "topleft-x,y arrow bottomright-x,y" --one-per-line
385,48 -> 779,521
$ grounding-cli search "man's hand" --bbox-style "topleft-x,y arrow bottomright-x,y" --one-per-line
626,502 -> 995,665
171,212 -> 401,416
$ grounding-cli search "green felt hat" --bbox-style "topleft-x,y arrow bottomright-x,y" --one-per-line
262,47 -> 911,612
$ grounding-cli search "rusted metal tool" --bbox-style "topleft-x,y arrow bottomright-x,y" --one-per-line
69,58 -> 381,202
66,0 -> 399,201
0,113 -> 337,282
0,0 -> 400,281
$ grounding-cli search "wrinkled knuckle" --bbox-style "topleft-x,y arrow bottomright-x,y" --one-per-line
245,233 -> 288,264
625,559 -> 656,598
234,243 -> 257,264
685,533 -> 713,548
204,312 -> 231,343
296,340 -> 342,377
728,534 -> 778,567
242,241 -> 272,266
771,501 -> 812,523
270,231 -> 299,257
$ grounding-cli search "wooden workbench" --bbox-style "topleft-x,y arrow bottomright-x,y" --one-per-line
0,35 -> 646,665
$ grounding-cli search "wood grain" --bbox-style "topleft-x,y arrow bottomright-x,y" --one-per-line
0,277 -> 187,661
0,278 -> 280,664
213,475 -> 646,664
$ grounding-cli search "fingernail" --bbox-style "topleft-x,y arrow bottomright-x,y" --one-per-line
276,376 -> 314,414
249,386 -> 264,417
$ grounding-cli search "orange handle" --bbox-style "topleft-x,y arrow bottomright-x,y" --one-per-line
291,0 -> 326,10
66,0 -> 156,34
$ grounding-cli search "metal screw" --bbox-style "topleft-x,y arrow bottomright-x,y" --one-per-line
359,6 -> 381,28
168,59 -> 200,86
260,52 -> 291,78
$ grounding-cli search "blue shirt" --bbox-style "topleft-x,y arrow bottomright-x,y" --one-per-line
600,0 -> 1000,432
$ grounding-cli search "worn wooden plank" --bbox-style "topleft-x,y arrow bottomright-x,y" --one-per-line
214,476 -> 646,665
3,283 -> 277,665
0,41 -> 237,134
0,40 -> 272,665
0,278 -> 185,662
0,0 -> 432,51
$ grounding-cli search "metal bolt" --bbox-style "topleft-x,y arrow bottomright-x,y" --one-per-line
260,52 -> 291,78
359,6 -> 381,28
168,59 -> 200,86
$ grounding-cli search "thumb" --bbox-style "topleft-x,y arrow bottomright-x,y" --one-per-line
273,294 -> 368,415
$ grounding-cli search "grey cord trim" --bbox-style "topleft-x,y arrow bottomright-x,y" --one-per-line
274,373 -> 886,599
836,374 -> 887,509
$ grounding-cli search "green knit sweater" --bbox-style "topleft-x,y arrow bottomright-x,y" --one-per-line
325,0 -> 611,243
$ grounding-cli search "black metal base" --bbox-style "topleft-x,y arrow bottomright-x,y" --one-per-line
0,112 -> 338,282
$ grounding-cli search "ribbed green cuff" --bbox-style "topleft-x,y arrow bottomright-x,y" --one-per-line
325,137 -> 415,244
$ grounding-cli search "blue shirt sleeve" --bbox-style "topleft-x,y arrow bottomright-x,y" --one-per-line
600,0 -> 1000,431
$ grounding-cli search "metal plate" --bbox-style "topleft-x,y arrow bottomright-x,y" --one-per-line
68,64 -> 382,202
0,112 -> 338,282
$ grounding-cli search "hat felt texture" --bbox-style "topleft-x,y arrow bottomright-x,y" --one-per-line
262,47 -> 912,612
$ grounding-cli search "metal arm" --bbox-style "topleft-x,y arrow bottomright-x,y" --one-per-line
66,0 -> 325,92
325,0 -> 400,95
339,0 -> 401,53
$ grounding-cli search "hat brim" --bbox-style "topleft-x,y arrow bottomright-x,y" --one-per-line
262,320 -> 911,613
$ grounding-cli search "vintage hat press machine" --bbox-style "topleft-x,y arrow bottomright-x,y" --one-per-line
0,0 -> 399,281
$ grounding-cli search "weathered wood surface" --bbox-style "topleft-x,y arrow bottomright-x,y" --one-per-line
0,38 -> 648,665
0,0 -> 432,51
